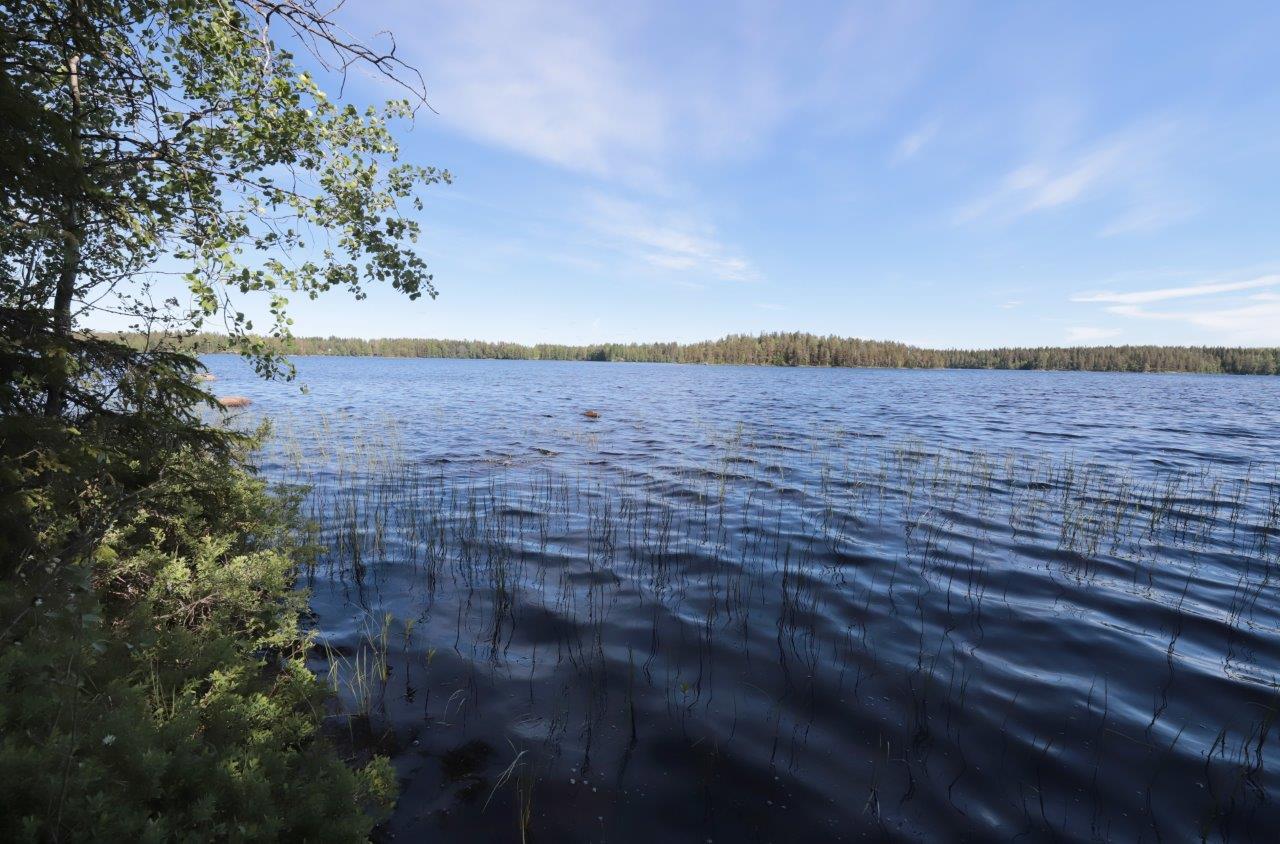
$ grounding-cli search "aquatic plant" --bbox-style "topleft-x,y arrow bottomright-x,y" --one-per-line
266,415 -> 1280,839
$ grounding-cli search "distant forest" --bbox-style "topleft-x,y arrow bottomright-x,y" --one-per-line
150,332 -> 1280,375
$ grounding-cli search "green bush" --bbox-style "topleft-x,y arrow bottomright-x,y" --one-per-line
0,431 -> 395,842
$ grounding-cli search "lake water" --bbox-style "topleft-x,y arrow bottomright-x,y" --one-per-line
206,356 -> 1280,841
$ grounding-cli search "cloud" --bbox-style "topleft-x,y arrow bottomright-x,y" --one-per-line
891,121 -> 939,164
1071,275 -> 1280,305
1025,146 -> 1128,211
382,0 -> 942,184
1065,326 -> 1122,343
1072,273 -> 1280,344
952,121 -> 1189,230
1099,201 -> 1196,237
389,0 -> 668,182
1103,301 -> 1280,344
955,147 -> 1123,224
999,299 -> 1023,309
584,193 -> 758,282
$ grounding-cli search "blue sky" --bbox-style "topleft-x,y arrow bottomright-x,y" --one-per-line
128,2 -> 1280,346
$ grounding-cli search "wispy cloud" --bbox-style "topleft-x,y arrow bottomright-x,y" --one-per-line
1071,275 -> 1280,305
1072,274 -> 1280,344
952,121 -> 1190,231
386,0 -> 942,184
1104,301 -> 1280,344
1099,201 -> 1196,237
891,121 -> 939,164
584,193 -> 758,282
393,0 -> 668,183
954,145 -> 1123,224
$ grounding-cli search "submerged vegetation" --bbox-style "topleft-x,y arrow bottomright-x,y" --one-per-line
271,412 -> 1279,839
162,331 -> 1280,374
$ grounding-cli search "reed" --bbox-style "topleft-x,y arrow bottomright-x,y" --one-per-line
256,413 -> 1280,838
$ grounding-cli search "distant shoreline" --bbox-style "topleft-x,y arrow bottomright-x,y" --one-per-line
134,331 -> 1280,376
198,352 -> 1270,377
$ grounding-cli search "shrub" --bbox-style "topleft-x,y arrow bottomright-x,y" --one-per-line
0,431 -> 395,841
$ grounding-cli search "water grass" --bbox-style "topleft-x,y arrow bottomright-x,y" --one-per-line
259,413 -> 1280,838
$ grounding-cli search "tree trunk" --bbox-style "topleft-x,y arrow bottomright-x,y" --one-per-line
45,39 -> 82,418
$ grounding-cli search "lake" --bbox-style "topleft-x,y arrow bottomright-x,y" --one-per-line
205,355 -> 1280,840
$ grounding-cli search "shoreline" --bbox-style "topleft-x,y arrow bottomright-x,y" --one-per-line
195,351 -> 1278,378
133,331 -> 1280,376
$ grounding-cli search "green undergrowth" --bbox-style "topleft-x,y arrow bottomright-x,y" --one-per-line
0,426 -> 395,842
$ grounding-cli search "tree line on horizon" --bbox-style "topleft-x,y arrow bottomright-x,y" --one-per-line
144,331 -> 1280,375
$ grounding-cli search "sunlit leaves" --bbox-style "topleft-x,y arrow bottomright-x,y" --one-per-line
2,0 -> 448,395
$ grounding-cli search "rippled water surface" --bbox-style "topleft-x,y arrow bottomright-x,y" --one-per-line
206,356 -> 1280,841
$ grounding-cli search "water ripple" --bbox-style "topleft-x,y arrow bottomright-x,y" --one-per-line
206,357 -> 1280,841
